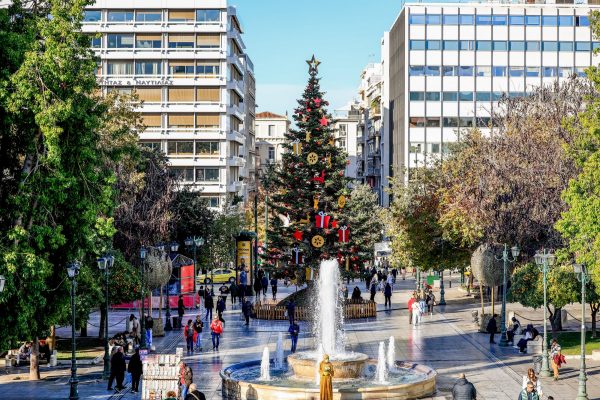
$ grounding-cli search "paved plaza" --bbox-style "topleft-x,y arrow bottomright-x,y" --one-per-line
1,275 -> 599,399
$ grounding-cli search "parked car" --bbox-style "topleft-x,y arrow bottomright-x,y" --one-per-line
197,268 -> 236,284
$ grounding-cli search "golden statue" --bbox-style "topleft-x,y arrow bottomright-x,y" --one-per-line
319,354 -> 334,400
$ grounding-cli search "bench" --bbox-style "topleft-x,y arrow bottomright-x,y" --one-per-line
527,336 -> 544,354
4,350 -> 29,367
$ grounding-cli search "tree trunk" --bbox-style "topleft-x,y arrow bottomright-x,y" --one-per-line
159,285 -> 163,321
491,286 -> 495,315
29,337 -> 40,381
80,322 -> 88,338
591,304 -> 598,339
479,282 -> 485,317
48,325 -> 56,352
99,307 -> 107,339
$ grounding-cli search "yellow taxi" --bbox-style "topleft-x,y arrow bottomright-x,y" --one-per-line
196,268 -> 237,284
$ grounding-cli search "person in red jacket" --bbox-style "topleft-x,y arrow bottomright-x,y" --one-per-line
408,293 -> 416,325
210,316 -> 223,351
184,319 -> 194,354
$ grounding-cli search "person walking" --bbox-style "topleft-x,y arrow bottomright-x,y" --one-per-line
229,281 -> 238,305
185,383 -> 207,400
518,381 -> 540,400
426,290 -> 436,315
451,373 -> 476,400
411,297 -> 422,326
487,314 -> 498,344
204,292 -> 214,321
181,364 -> 193,399
550,339 -> 564,381
384,282 -> 392,308
369,281 -> 377,302
129,314 -> 140,345
216,296 -> 226,322
286,300 -> 296,324
392,268 -> 398,283
288,321 -> 300,353
210,315 -> 223,351
242,299 -> 253,326
239,268 -> 247,301
521,368 -> 542,397
270,276 -> 278,300
408,293 -> 416,325
107,346 -> 126,391
178,295 -> 185,328
144,313 -> 154,349
193,315 -> 204,351
184,319 -> 194,354
254,277 -> 262,300
128,347 -> 143,393
261,275 -> 269,297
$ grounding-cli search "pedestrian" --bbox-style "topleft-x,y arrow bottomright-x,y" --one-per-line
242,299 -> 252,325
229,281 -> 238,305
182,364 -> 193,399
408,293 -> 416,325
286,300 -> 296,324
254,277 -> 262,300
144,313 -> 154,349
365,272 -> 372,291
507,316 -> 521,344
218,284 -> 229,303
239,268 -> 247,301
384,282 -> 392,308
550,339 -> 564,381
165,390 -> 178,400
411,297 -> 422,326
351,286 -> 362,302
210,315 -> 223,351
521,368 -> 542,396
185,383 -> 207,400
342,285 -> 349,300
401,267 -> 406,280
184,319 -> 194,354
216,296 -> 226,322
193,315 -> 204,351
426,290 -> 436,315
204,292 -> 214,321
518,381 -> 540,400
486,314 -> 498,344
451,373 -> 476,400
179,362 -> 188,398
261,275 -> 269,297
392,268 -> 398,283
127,347 -> 143,393
107,346 -> 126,391
129,314 -> 140,345
271,276 -> 278,300
288,321 -> 300,353
369,281 -> 377,302
178,295 -> 185,328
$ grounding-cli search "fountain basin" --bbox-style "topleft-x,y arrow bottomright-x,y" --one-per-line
287,352 -> 369,380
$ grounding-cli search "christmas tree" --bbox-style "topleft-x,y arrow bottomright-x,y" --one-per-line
267,56 -> 351,272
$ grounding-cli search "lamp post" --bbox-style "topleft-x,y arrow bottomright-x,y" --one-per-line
185,237 -> 204,304
573,263 -> 589,400
164,241 -> 179,331
534,249 -> 556,377
139,247 -> 147,349
495,244 -> 520,347
67,261 -> 81,400
97,255 -> 114,380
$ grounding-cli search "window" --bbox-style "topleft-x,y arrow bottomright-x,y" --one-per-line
268,146 -> 275,160
476,92 -> 491,101
167,114 -> 194,128
136,34 -> 161,48
410,143 -> 423,153
426,117 -> 440,127
576,16 -> 590,27
339,124 -> 347,136
425,66 -> 440,76
169,61 -> 194,76
526,41 -> 540,51
509,15 -> 525,25
509,41 -> 525,51
410,92 -> 425,101
444,40 -> 459,50
196,9 -> 221,22
542,41 -> 558,51
476,15 -> 493,25
268,125 -> 275,136
141,113 -> 161,128
196,141 -> 219,156
168,34 -> 195,49
337,139 -> 346,149
196,87 -> 220,102
107,61 -> 133,75
196,62 -> 220,76
594,42 -> 600,51
207,197 -> 220,207
559,67 -> 572,77
135,11 -> 161,22
140,141 -> 161,151
410,40 -> 425,50
442,92 -> 458,101
197,34 -> 221,49
196,168 -> 219,182
443,15 -> 459,25
458,66 -> 474,76
492,66 -> 506,77
443,117 -> 459,127
459,15 -> 474,25
107,11 -> 133,22
108,87 -> 133,95
526,67 -> 540,77
492,92 -> 503,101
509,66 -> 524,77
430,143 -> 441,153
135,87 -> 162,102
196,113 -> 220,128
458,117 -> 474,127
542,16 -> 558,26
574,67 -> 586,77
443,66 -> 458,76
107,34 -> 133,48
426,14 -> 441,24
460,40 -> 475,51
558,16 -> 573,26
409,14 -> 426,24
459,91 -> 473,101
171,168 -> 194,182
409,117 -> 426,128
136,61 -> 161,75
526,15 -> 540,26
476,66 -> 491,77
493,15 -> 507,25
493,41 -> 507,51
169,10 -> 195,22
84,10 -> 101,22
575,41 -> 592,51
168,87 -> 194,102
426,40 -> 441,50
476,117 -> 492,128
476,41 -> 492,51
559,41 -> 573,52
90,36 -> 101,48
425,92 -> 440,101
409,65 -> 425,76
167,141 -> 194,155
543,67 -> 558,77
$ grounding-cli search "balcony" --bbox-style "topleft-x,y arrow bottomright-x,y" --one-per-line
227,181 -> 243,192
227,155 -> 245,167
227,78 -> 245,96
227,104 -> 245,120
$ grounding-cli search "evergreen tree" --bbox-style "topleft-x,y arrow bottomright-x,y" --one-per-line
346,184 -> 383,273
268,57 -> 350,270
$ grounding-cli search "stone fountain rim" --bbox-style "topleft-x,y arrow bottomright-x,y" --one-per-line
287,351 -> 370,365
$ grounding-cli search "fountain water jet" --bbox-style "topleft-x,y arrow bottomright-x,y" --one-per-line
275,332 -> 284,369
375,341 -> 388,384
387,336 -> 396,370
260,347 -> 270,381
315,259 -> 344,355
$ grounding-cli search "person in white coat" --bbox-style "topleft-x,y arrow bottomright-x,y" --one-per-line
522,368 -> 542,396
412,298 -> 423,327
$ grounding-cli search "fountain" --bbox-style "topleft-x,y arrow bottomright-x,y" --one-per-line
221,260 -> 437,399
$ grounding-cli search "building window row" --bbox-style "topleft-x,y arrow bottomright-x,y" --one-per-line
108,87 -> 221,103
141,113 -> 221,129
409,65 -> 586,77
409,90 -> 533,102
169,167 -> 221,183
410,142 -> 450,154
91,33 -> 222,50
409,116 -> 497,128
409,13 -> 589,27
104,60 -> 221,77
410,40 -> 600,52
83,9 -> 221,24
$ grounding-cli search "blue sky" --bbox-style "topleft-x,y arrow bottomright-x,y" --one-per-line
232,0 -> 404,116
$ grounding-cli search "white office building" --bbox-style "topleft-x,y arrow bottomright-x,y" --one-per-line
332,104 -> 362,181
82,0 -> 255,209
387,1 -> 600,178
255,111 -> 290,173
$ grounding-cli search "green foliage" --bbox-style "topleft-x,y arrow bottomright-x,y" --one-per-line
346,184 -> 383,270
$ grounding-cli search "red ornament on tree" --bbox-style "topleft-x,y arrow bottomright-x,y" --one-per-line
319,116 -> 329,126
293,229 -> 303,241
338,226 -> 350,242
331,219 -> 338,229
315,211 -> 331,229
311,170 -> 325,184
314,98 -> 322,107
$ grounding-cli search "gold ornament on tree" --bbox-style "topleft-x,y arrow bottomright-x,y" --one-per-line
292,139 -> 302,155
338,195 -> 346,209
307,152 -> 318,165
306,131 -> 311,141
313,195 -> 320,210
311,235 -> 325,248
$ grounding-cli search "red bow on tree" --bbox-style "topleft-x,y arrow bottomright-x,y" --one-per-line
311,170 -> 325,184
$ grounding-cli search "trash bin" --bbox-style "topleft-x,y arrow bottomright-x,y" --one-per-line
532,355 -> 542,374
50,351 -> 57,367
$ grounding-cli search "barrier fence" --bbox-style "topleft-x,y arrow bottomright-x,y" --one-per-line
253,300 -> 377,321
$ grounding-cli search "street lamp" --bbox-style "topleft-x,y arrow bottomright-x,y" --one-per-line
496,244 -> 520,347
139,247 -> 147,349
97,255 -> 114,380
67,261 -> 81,400
534,249 -> 556,377
185,236 -> 204,302
573,262 -> 589,400
164,241 -> 179,331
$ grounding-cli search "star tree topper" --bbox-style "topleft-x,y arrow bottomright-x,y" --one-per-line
306,54 -> 321,74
